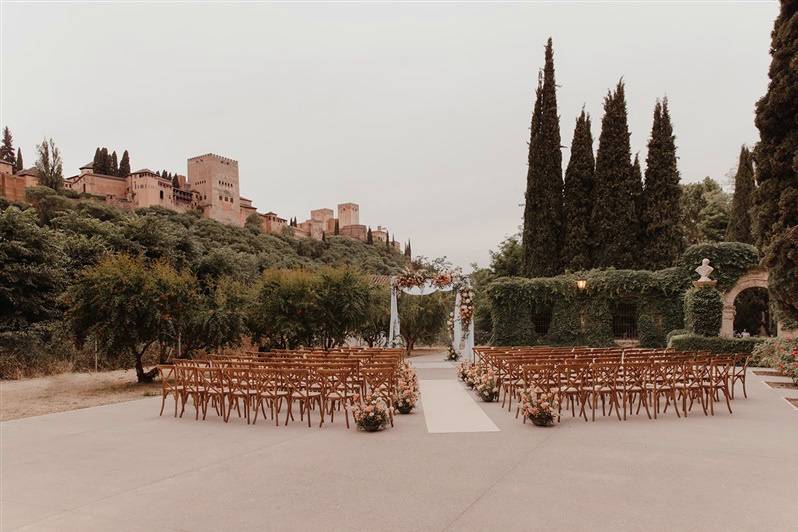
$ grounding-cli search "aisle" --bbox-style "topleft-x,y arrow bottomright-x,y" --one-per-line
410,354 -> 500,434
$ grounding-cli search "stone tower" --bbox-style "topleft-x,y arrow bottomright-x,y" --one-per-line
188,153 -> 241,226
337,202 -> 359,228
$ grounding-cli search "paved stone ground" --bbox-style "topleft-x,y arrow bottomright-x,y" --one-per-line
2,353 -> 796,531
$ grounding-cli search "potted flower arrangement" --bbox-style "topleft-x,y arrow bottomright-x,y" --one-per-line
395,362 -> 419,414
474,365 -> 499,402
351,394 -> 391,432
519,389 -> 559,427
446,345 -> 460,361
465,363 -> 479,388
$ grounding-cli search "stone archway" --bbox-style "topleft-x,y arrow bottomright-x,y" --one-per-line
720,269 -> 768,338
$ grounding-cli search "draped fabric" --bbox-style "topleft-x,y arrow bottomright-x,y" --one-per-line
388,277 -> 474,361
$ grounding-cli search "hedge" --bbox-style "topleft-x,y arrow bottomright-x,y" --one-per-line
683,286 -> 723,336
488,269 -> 684,347
667,333 -> 764,354
487,243 -> 764,348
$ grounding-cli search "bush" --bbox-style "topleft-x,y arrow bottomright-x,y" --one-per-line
683,286 -> 723,336
750,337 -> 798,370
668,333 -> 764,354
665,328 -> 690,344
678,242 -> 760,291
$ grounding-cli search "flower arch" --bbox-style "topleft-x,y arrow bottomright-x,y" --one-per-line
389,267 -> 475,361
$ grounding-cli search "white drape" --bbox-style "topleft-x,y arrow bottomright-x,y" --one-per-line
388,276 -> 474,358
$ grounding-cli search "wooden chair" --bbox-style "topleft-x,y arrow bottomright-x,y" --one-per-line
731,354 -> 750,399
157,365 -> 182,417
361,368 -> 396,427
317,367 -> 355,428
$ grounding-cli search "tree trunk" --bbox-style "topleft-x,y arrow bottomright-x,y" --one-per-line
134,350 -> 158,383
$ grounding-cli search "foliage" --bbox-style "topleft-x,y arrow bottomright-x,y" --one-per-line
247,269 -> 320,349
668,333 -> 764,354
678,241 -> 760,291
0,207 -> 65,334
561,110 -> 595,271
1,126 -> 16,166
397,291 -> 448,352
523,38 -> 563,277
589,81 -> 638,269
490,234 -> 523,277
357,286 -> 390,347
683,286 -> 723,336
750,337 -> 798,370
641,98 -> 683,269
726,146 -> 755,244
313,268 -> 372,349
34,137 -> 64,190
765,224 -> 798,323
488,268 -> 686,348
752,0 -> 798,250
679,177 -> 730,247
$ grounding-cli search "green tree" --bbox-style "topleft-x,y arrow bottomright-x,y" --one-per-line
752,0 -> 798,250
726,146 -> 755,243
561,110 -> 594,271
404,240 -> 412,258
522,38 -> 563,276
247,269 -> 318,349
0,208 -> 65,335
631,154 -> 644,251
589,81 -> 638,268
34,137 -> 64,190
358,286 -> 390,347
313,268 -> 372,349
490,234 -> 523,277
67,255 -> 190,382
110,151 -> 119,177
398,292 -> 447,353
0,126 -> 15,166
99,147 -> 110,175
334,219 -> 340,235
245,212 -> 262,233
15,148 -> 23,173
367,227 -> 373,244
679,178 -> 730,246
92,147 -> 102,173
641,98 -> 683,269
118,150 -> 130,177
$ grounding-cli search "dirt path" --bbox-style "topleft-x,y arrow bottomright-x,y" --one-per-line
1,370 -> 160,421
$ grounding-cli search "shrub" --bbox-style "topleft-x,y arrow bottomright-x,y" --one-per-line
750,337 -> 798,370
665,328 -> 690,344
668,333 -> 764,354
678,242 -> 760,291
683,286 -> 723,336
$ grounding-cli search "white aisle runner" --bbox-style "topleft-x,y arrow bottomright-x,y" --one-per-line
418,380 -> 500,434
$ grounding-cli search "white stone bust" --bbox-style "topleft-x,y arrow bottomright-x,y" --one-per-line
695,258 -> 714,282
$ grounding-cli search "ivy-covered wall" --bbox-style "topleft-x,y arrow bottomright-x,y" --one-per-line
487,242 -> 761,348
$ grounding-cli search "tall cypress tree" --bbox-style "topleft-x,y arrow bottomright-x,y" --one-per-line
119,150 -> 130,176
641,98 -> 683,268
726,146 -> 755,243
367,227 -> 373,245
92,147 -> 102,172
522,38 -> 563,276
753,0 -> 798,250
405,240 -> 412,258
334,219 -> 340,235
0,127 -> 15,166
98,147 -> 110,174
589,81 -> 638,268
631,154 -> 644,251
15,148 -> 23,173
561,110 -> 595,271
110,151 -> 119,177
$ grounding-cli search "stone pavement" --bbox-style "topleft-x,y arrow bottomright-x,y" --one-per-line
2,353 -> 796,531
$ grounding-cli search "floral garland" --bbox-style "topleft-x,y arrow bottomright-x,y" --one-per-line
393,265 -> 475,357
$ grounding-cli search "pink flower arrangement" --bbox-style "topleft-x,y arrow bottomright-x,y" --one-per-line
395,361 -> 419,414
351,393 -> 390,432
519,389 -> 560,427
473,364 -> 500,402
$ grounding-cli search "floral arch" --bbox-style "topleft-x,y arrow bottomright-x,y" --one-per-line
389,267 -> 475,361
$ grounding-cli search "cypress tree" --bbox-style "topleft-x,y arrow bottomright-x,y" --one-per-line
405,240 -> 412,258
726,146 -> 755,243
561,110 -> 595,271
752,0 -> 798,250
92,147 -> 102,172
641,98 -> 683,268
172,174 -> 180,188
334,219 -> 340,235
97,147 -> 110,174
0,127 -> 15,166
367,227 -> 373,245
631,154 -> 644,249
110,151 -> 119,177
385,232 -> 390,250
15,148 -> 23,173
589,80 -> 638,268
119,150 -> 130,176
521,38 -> 563,277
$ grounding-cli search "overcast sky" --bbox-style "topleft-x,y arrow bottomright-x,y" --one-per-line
1,1 -> 778,268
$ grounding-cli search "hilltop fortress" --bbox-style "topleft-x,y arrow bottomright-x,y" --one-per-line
0,153 -> 401,247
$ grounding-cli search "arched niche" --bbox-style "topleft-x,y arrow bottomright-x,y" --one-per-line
720,269 -> 769,338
